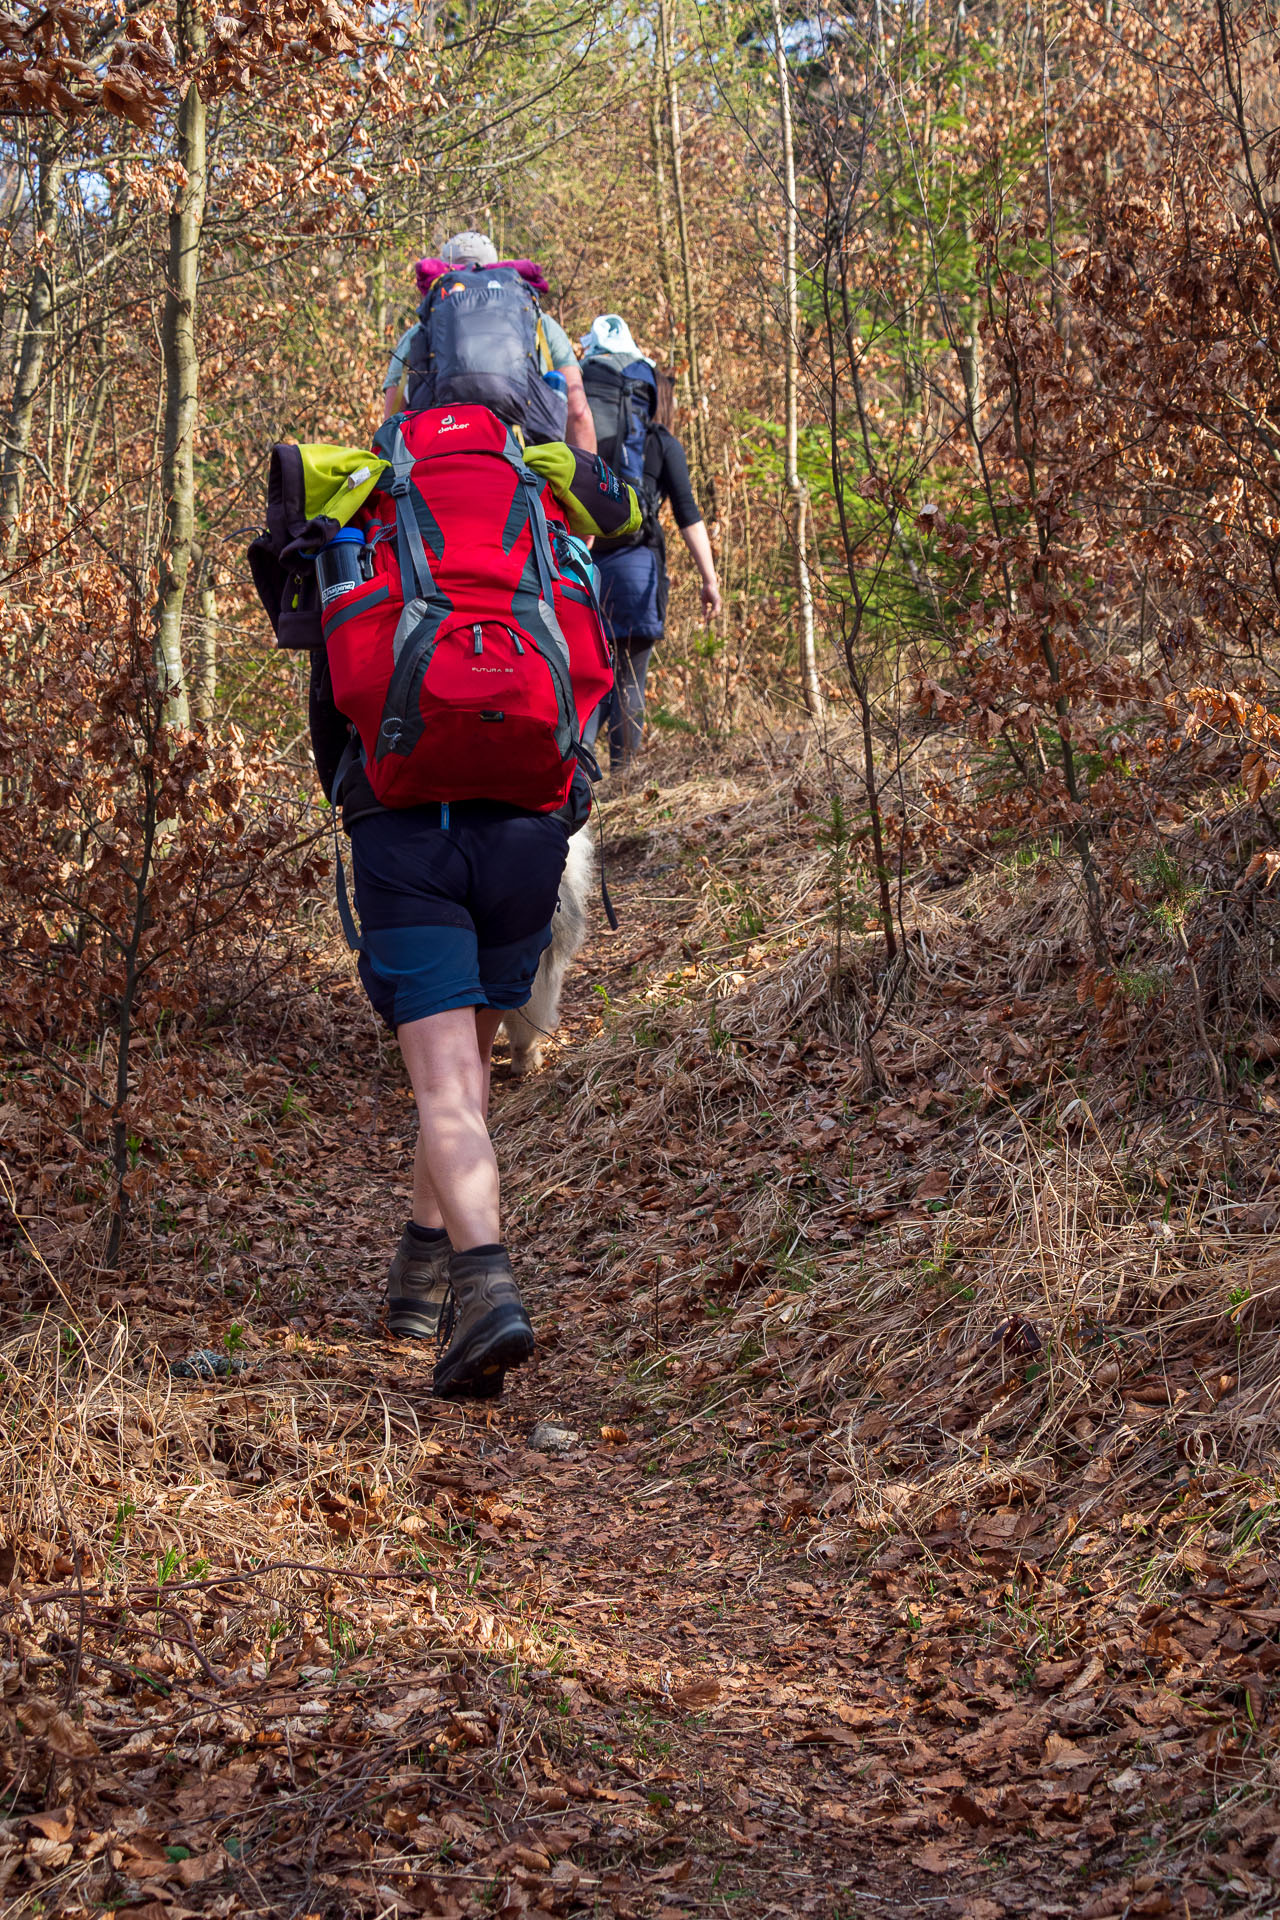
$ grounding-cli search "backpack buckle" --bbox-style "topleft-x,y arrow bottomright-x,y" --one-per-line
574,739 -> 603,783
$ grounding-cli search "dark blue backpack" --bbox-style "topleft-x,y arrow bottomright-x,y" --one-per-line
581,355 -> 656,488
582,355 -> 659,551
405,264 -> 568,443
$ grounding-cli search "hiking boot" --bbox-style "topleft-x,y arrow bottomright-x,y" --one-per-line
433,1245 -> 535,1400
386,1223 -> 451,1341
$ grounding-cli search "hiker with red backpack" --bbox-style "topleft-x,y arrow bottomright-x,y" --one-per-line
383,230 -> 597,454
250,339 -> 638,1399
577,315 -> 722,772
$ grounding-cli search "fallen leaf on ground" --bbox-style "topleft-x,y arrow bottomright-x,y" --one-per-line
673,1677 -> 720,1708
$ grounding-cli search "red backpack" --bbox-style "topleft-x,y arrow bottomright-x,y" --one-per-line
322,406 -> 614,812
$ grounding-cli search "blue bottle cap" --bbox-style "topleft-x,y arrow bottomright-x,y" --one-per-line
325,526 -> 365,547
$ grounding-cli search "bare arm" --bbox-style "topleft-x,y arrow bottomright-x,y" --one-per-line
562,363 -> 596,455
679,519 -> 722,619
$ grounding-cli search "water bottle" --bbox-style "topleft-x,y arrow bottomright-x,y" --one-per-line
316,527 -> 366,609
542,369 -> 568,401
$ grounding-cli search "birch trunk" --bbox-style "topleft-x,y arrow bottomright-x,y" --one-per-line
771,0 -> 824,723
0,140 -> 63,554
154,0 -> 208,730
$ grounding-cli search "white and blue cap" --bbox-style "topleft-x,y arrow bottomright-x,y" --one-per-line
581,314 -> 651,363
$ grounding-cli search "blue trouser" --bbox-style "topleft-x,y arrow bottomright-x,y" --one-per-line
582,637 -> 655,769
348,803 -> 569,1030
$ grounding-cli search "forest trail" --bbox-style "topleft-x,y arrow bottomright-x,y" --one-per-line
9,0 -> 1280,1910
6,732 -> 1280,1919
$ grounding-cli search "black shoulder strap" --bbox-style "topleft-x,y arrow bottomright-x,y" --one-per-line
642,424 -> 664,485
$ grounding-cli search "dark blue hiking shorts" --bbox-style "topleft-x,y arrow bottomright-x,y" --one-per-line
348,804 -> 570,1030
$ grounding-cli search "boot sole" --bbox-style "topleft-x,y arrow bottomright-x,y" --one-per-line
387,1306 -> 444,1341
433,1305 -> 535,1400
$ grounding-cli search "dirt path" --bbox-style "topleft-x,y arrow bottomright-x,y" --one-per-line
6,746 -> 1279,1917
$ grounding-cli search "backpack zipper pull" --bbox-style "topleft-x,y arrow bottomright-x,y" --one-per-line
510,631 -> 525,655
473,624 -> 483,655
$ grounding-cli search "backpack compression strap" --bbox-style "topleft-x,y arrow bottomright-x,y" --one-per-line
329,738 -> 363,954
499,426 -> 582,764
367,423 -> 456,766
389,424 -> 439,611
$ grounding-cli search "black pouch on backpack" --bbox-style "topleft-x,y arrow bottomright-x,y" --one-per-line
247,442 -> 338,651
523,364 -> 569,444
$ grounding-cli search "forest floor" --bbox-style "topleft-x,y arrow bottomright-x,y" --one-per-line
5,727 -> 1280,1919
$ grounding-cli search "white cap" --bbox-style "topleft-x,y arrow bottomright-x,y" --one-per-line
441,230 -> 498,267
581,313 -> 647,361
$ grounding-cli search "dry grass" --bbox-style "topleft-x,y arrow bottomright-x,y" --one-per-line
502,723 -> 1280,1592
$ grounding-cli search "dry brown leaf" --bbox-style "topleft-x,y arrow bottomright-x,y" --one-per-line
175,1846 -> 227,1888
24,1835 -> 74,1868
673,1676 -> 721,1708
835,1703 -> 881,1728
113,1836 -> 174,1879
1064,1652 -> 1106,1698
492,1841 -> 551,1872
16,1696 -> 99,1758
26,1808 -> 74,1842
794,1723 -> 859,1747
646,1857 -> 692,1882
915,1166 -> 951,1200
1044,1731 -> 1092,1769
910,1843 -> 957,1874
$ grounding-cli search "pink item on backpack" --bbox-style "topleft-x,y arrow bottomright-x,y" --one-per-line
414,257 -> 552,300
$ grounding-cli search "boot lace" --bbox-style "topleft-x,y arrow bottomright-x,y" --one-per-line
435,1282 -> 457,1353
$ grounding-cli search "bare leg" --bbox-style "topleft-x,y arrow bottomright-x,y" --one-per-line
399,1006 -> 505,1249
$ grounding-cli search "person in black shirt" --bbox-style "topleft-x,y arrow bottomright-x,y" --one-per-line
584,366 -> 721,771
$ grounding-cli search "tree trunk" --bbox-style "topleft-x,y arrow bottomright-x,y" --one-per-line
372,244 -> 388,344
649,81 -> 679,366
771,0 -> 824,723
956,216 -> 983,462
0,140 -> 63,555
658,0 -> 713,510
154,0 -> 209,730
70,364 -> 110,506
190,542 -> 218,725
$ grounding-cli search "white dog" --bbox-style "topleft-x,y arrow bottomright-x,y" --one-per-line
501,827 -> 596,1073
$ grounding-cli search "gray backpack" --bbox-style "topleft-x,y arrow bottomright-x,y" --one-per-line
405,264 -> 568,442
